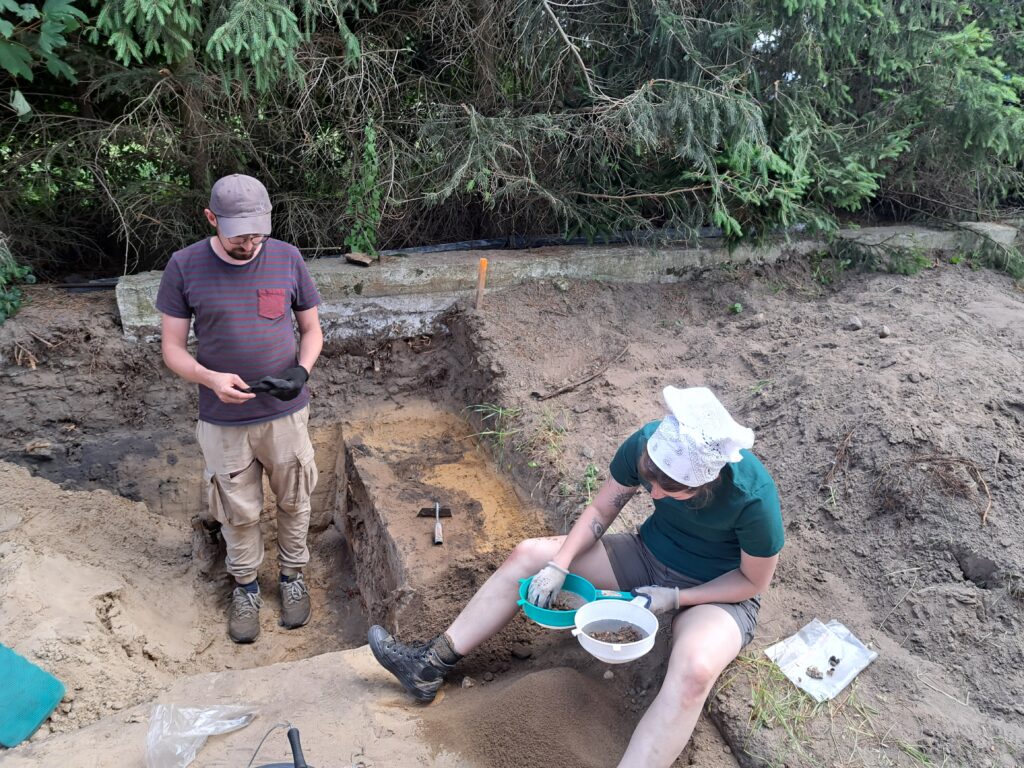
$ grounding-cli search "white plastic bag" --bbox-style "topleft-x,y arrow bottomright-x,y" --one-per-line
145,704 -> 258,768
764,618 -> 878,702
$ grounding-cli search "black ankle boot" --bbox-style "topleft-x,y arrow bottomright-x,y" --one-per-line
368,625 -> 462,703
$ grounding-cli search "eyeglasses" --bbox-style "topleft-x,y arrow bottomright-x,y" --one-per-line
224,234 -> 270,247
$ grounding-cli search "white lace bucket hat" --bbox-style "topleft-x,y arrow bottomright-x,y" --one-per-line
647,386 -> 754,487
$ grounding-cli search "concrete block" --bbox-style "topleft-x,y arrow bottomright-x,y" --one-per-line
115,239 -> 808,342
836,225 -> 960,252
955,221 -> 1019,250
119,222 -> 1014,344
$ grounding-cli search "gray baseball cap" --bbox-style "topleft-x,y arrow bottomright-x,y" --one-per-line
209,174 -> 272,237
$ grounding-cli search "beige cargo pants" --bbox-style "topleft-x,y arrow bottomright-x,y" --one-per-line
196,406 -> 318,584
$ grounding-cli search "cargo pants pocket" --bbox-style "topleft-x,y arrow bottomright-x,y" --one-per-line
280,448 -> 318,513
205,459 -> 264,527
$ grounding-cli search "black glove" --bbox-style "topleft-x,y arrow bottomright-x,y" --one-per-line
244,365 -> 308,401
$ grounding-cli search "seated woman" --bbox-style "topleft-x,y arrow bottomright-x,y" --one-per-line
368,386 -> 784,768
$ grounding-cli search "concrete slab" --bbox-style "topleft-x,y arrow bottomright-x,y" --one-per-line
956,221 -> 1019,248
836,221 -> 1021,253
115,222 -> 1021,342
835,224 -> 958,251
116,239 -> 822,342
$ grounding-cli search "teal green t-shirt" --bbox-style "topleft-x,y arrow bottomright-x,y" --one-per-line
608,421 -> 784,582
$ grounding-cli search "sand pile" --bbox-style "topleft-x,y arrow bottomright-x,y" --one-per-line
421,667 -> 638,768
0,461 -> 202,734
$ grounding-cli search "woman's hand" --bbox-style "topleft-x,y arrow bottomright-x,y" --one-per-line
526,561 -> 569,608
634,585 -> 680,615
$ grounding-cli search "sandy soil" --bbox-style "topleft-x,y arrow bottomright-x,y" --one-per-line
0,461 -> 366,740
1,257 -> 1022,767
463,261 -> 1024,767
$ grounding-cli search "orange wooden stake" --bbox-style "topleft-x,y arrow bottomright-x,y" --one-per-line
475,257 -> 489,310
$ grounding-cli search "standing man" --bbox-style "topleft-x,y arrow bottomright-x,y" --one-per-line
157,174 -> 323,644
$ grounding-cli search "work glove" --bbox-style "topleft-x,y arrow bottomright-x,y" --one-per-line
526,561 -> 570,609
245,365 -> 309,401
633,585 -> 680,615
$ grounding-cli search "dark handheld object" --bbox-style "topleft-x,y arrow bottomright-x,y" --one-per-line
256,726 -> 310,768
243,366 -> 309,401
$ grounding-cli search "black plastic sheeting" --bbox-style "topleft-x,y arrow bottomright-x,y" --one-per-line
59,277 -> 121,293
373,226 -> 725,257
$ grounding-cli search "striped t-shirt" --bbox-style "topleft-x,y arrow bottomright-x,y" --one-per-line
156,238 -> 322,426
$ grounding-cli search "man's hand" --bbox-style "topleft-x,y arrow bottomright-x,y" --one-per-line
205,371 -> 256,404
634,585 -> 680,615
526,561 -> 569,609
245,365 -> 309,401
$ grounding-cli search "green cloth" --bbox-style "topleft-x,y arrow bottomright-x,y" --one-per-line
609,421 -> 784,582
0,643 -> 65,747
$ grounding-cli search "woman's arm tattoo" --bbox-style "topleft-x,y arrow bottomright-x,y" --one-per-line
611,490 -> 636,511
590,488 -> 636,540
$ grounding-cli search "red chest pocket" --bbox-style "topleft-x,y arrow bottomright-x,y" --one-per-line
257,289 -> 287,319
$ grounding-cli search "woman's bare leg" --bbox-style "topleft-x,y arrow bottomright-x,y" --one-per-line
617,605 -> 743,768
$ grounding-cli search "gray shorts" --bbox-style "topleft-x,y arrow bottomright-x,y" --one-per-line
602,533 -> 760,647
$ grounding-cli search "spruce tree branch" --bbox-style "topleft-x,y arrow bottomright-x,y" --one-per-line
539,0 -> 599,97
574,186 -> 710,200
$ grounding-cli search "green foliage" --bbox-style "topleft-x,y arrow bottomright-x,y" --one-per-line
205,1 -> 305,93
558,462 -> 602,509
0,235 -> 35,323
344,121 -> 382,256
896,741 -> 935,766
90,0 -> 369,94
728,302 -> 744,314
92,0 -> 307,93
0,0 -> 86,114
3,0 -> 1024,273
528,406 -> 569,466
809,252 -> 852,285
887,248 -> 933,276
92,0 -> 203,67
964,240 -> 1024,279
581,462 -> 600,505
466,403 -> 522,463
828,239 -> 932,276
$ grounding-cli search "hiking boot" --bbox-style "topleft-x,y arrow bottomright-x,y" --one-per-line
279,573 -> 311,629
367,625 -> 459,703
228,585 -> 263,644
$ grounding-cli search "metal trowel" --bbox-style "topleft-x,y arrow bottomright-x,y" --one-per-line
417,501 -> 452,545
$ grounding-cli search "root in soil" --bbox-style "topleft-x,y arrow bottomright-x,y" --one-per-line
903,454 -> 993,525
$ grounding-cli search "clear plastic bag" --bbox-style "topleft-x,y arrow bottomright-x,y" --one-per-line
145,704 -> 258,768
764,618 -> 879,702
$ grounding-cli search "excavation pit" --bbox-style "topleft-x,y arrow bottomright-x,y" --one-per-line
0,307 -> 549,742
341,399 -> 546,633
3,260 -> 1024,767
